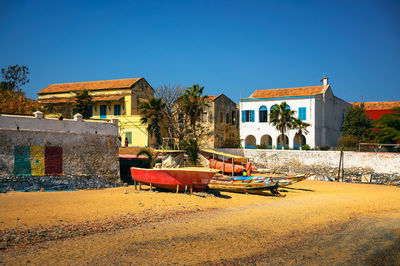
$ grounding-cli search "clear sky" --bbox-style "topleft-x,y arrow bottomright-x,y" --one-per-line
1,0 -> 399,103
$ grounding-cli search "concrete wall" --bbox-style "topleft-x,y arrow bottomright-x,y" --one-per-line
216,148 -> 400,183
315,88 -> 350,147
0,112 -> 120,191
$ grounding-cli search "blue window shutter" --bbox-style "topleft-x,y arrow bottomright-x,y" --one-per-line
100,105 -> 107,119
114,104 -> 121,116
250,110 -> 255,122
242,111 -> 246,122
298,107 -> 306,120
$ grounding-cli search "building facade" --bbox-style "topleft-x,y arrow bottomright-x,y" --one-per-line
240,78 -> 351,149
37,78 -> 154,147
351,101 -> 400,120
199,94 -> 239,148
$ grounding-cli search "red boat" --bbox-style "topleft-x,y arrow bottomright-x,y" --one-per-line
130,167 -> 218,192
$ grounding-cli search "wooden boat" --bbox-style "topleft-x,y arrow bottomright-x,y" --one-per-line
274,174 -> 310,187
208,176 -> 280,194
130,167 -> 218,192
201,149 -> 257,176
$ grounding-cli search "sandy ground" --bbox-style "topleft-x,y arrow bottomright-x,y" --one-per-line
1,180 -> 400,265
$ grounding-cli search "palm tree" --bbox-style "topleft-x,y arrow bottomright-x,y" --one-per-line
269,102 -> 296,149
139,97 -> 166,147
136,148 -> 159,168
181,84 -> 208,139
293,118 -> 311,149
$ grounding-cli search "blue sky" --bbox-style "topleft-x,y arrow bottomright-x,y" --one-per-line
1,0 -> 399,103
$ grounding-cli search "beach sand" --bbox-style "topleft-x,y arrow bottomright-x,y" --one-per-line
1,180 -> 400,265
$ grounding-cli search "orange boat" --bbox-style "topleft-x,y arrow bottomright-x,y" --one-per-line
209,158 -> 257,175
130,167 -> 217,192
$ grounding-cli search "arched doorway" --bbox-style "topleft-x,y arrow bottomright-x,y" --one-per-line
276,134 -> 288,149
245,135 -> 256,149
293,134 -> 306,149
260,134 -> 272,148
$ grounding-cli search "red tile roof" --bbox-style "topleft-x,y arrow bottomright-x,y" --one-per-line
245,85 -> 328,99
38,78 -> 142,94
351,101 -> 400,110
204,95 -> 216,101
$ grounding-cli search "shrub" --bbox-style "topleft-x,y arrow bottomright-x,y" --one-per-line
302,144 -> 311,150
339,135 -> 358,148
256,143 -> 267,149
318,145 -> 330,150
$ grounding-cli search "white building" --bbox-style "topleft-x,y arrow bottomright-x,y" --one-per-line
240,78 -> 351,149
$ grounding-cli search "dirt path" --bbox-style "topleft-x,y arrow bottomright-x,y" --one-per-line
1,180 -> 400,265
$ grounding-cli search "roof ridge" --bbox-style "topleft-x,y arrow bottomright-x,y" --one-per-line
247,85 -> 327,99
46,77 -> 142,86
255,85 -> 325,91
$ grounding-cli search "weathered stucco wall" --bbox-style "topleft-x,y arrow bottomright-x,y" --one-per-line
0,113 -> 120,191
216,148 -> 400,183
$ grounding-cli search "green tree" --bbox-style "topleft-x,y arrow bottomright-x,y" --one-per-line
181,138 -> 199,165
374,107 -> 400,144
1,65 -> 30,93
139,96 -> 166,146
341,105 -> 372,142
181,84 -> 208,139
136,148 -> 160,168
74,90 -> 93,119
293,118 -> 311,149
269,102 -> 296,149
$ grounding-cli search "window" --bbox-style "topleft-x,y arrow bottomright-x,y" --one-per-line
89,106 -> 93,118
202,112 -> 207,122
298,107 -> 306,120
114,104 -> 121,116
241,110 -> 255,122
220,112 -> 223,123
259,106 -> 268,122
100,105 -> 107,119
125,132 -> 132,145
226,113 -> 230,124
231,111 -> 236,125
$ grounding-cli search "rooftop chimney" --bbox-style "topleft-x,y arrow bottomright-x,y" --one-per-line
320,77 -> 329,86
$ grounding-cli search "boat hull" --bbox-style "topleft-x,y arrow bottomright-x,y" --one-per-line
208,178 -> 278,193
130,167 -> 217,192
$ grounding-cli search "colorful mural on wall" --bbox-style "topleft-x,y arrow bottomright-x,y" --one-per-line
14,146 -> 63,176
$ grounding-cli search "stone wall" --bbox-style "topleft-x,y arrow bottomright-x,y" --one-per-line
216,148 -> 400,184
0,113 -> 120,191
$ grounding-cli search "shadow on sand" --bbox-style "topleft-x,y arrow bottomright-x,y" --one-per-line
279,187 -> 315,192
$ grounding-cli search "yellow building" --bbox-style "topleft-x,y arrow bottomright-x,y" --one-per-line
37,78 -> 154,147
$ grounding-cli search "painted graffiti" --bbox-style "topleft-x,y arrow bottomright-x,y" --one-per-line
14,146 -> 63,176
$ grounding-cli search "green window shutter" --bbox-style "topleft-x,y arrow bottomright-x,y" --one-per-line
125,132 -> 132,144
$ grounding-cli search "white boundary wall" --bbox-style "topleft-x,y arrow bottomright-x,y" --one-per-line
217,149 -> 400,175
0,112 -> 118,136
